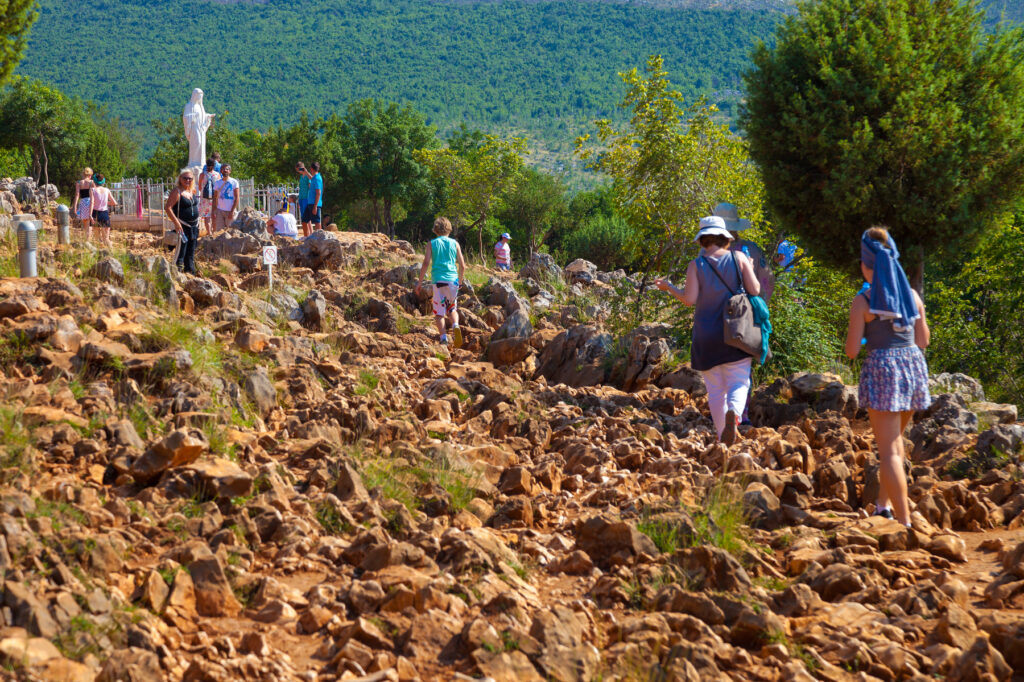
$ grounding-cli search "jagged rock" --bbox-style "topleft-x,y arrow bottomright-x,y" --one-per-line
971,401 -> 1018,426
930,373 -> 985,403
675,546 -> 751,591
185,458 -> 253,500
657,365 -> 707,396
976,425 -> 1024,458
189,555 -> 242,617
576,516 -> 657,568
486,310 -> 534,366
90,257 -> 125,285
198,230 -> 262,260
243,367 -> 277,416
2,583 -> 58,638
751,373 -> 857,427
302,289 -> 327,330
182,277 -> 223,307
533,325 -> 612,387
230,206 -> 271,238
96,647 -> 162,682
130,428 -> 208,484
564,259 -> 598,286
279,230 -> 362,271
518,252 -> 562,283
947,636 -> 1012,682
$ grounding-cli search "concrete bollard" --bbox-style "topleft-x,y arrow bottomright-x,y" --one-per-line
56,204 -> 70,245
17,221 -> 38,277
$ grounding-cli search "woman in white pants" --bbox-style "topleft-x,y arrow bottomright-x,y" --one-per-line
655,216 -> 760,445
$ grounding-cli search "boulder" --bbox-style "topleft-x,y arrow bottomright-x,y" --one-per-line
575,516 -> 657,568
302,290 -> 327,330
130,428 -> 207,484
188,556 -> 242,617
230,206 -> 271,238
185,458 -> 253,500
971,401 -> 1018,426
198,230 -> 263,260
518,252 -> 562,283
930,373 -> 985,403
564,258 -> 598,286
674,546 -> 752,591
533,325 -> 612,388
90,257 -> 125,285
182,278 -> 223,307
95,648 -> 162,682
279,230 -> 362,271
243,367 -> 277,416
976,425 -> 1024,459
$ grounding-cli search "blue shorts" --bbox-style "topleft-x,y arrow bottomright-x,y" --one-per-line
496,262 -> 511,271
302,205 -> 321,225
94,210 -> 110,227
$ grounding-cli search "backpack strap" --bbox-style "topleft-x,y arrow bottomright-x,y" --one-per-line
700,255 -> 739,296
731,252 -> 748,295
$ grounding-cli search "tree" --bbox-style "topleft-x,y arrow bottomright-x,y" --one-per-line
496,167 -> 567,259
333,99 -> 437,238
576,54 -> 764,280
0,77 -> 131,194
743,0 -> 1024,288
0,0 -> 38,86
417,135 -> 527,261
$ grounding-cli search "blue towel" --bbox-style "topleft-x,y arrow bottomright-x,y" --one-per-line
749,294 -> 772,364
860,231 -> 918,327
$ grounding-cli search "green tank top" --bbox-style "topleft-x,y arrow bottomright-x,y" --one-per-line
430,236 -> 459,284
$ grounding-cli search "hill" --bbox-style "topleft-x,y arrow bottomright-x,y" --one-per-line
16,0 -> 779,172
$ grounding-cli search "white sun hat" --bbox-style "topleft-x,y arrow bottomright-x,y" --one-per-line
693,215 -> 733,242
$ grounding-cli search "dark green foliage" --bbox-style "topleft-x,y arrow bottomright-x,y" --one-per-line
495,167 -> 568,259
0,0 -> 37,86
743,0 -> 1024,279
17,0 -> 777,163
0,77 -> 137,192
561,214 -> 641,272
926,211 -> 1024,408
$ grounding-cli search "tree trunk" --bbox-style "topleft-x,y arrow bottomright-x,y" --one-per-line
370,198 -> 381,233
40,134 -> 50,206
908,252 -> 925,296
383,198 -> 395,240
477,213 -> 486,263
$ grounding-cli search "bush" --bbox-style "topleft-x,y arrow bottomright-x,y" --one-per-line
759,258 -> 855,382
561,214 -> 640,272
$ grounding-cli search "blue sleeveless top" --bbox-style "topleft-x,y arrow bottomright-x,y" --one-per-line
430,236 -> 459,284
691,251 -> 750,371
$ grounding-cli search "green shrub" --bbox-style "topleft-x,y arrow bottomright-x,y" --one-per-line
561,214 -> 641,272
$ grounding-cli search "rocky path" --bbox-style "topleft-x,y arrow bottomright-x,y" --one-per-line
0,218 -> 1022,681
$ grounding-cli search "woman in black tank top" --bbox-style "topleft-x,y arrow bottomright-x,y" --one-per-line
164,171 -> 200,275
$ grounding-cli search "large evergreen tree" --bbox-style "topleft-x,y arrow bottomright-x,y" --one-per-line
743,0 -> 1024,286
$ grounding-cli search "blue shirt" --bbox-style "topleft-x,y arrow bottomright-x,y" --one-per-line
298,175 -> 310,206
777,240 -> 798,270
308,173 -> 323,207
213,162 -> 222,172
430,236 -> 459,284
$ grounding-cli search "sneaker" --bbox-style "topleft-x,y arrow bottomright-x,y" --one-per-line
439,335 -> 448,345
452,326 -> 464,349
873,508 -> 894,520
722,409 -> 738,446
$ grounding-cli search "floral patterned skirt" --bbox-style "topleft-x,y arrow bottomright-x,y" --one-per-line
858,346 -> 931,413
76,198 -> 92,220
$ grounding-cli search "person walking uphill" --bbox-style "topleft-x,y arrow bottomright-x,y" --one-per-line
416,217 -> 466,348
74,168 -> 96,242
654,216 -> 761,445
845,227 -> 931,527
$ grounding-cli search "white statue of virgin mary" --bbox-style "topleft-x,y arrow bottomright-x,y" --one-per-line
183,88 -> 215,168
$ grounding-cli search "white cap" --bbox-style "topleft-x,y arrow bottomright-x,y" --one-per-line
694,215 -> 732,242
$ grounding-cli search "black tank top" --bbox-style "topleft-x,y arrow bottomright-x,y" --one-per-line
78,187 -> 90,199
173,192 -> 199,228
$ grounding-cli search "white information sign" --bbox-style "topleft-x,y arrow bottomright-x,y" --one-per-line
262,246 -> 278,265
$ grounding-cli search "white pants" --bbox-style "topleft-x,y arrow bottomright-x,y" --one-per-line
701,357 -> 752,439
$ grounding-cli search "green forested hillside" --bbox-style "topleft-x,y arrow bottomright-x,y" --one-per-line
16,0 -> 778,167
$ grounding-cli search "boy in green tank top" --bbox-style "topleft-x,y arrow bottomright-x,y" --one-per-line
416,217 -> 467,347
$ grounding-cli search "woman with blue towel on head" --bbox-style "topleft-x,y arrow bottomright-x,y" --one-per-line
845,227 -> 931,528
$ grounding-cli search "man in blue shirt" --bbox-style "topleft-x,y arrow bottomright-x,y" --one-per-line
303,162 -> 323,233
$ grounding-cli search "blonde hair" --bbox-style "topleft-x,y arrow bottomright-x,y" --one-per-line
433,217 -> 452,236
83,167 -> 93,176
866,226 -> 890,245
177,172 -> 194,188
